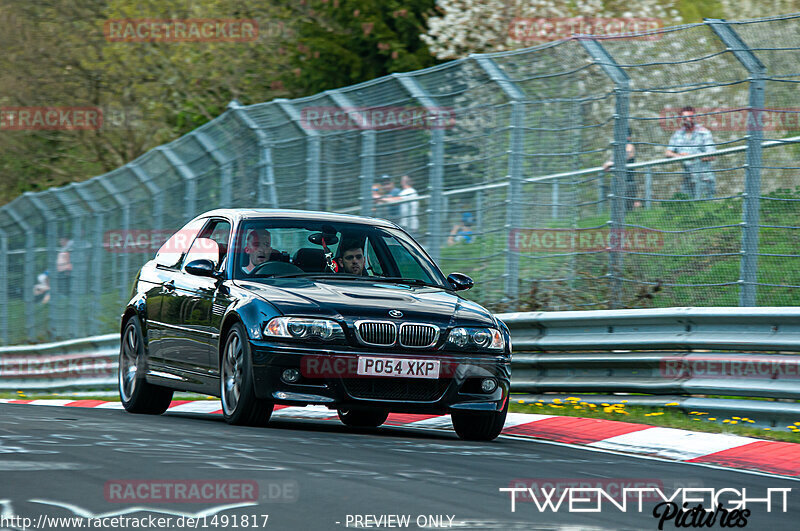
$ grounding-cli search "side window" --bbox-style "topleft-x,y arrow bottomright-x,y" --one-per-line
154,218 -> 206,269
364,237 -> 383,276
200,219 -> 231,270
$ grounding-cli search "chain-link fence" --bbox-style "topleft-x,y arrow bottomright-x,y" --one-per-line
2,14 -> 800,345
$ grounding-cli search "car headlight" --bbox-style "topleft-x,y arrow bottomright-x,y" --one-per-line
265,317 -> 345,342
447,327 -> 505,351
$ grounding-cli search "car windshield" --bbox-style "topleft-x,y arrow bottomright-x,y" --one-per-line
231,219 -> 449,288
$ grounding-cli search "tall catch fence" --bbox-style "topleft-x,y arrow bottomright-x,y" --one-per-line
1,15 -> 800,345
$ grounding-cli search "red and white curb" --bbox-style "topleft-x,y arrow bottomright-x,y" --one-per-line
2,399 -> 798,477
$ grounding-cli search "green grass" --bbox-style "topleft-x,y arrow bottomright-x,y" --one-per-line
441,189 -> 800,311
509,395 -> 800,443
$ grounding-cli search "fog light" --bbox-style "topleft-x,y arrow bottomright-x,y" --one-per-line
480,378 -> 497,393
282,368 -> 301,384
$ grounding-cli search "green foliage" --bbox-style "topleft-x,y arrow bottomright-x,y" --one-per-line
283,0 -> 438,96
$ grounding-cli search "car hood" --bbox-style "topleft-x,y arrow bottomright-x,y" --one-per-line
234,278 -> 495,328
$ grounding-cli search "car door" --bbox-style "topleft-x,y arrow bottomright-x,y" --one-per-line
147,217 -> 206,365
161,218 -> 230,377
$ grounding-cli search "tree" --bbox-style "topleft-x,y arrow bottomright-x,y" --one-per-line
282,0 -> 439,96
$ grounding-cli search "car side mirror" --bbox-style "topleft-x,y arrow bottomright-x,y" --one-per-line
185,259 -> 221,278
447,272 -> 474,291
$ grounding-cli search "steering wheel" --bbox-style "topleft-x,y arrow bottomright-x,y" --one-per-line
248,261 -> 304,277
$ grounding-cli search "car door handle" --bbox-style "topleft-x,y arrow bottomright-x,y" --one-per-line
163,280 -> 175,292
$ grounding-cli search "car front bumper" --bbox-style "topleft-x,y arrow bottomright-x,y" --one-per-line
250,341 -> 510,414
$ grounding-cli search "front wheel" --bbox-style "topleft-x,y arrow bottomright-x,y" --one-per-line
119,316 -> 173,414
220,322 -> 274,426
451,399 -> 508,441
337,408 -> 389,428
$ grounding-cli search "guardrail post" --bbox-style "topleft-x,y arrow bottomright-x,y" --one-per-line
128,163 -> 163,230
96,180 -> 130,304
25,193 -> 60,338
6,206 -> 35,341
276,99 -> 321,211
395,74 -> 446,263
159,146 -> 197,221
228,101 -> 278,208
707,20 -> 766,307
0,227 -> 7,344
326,89 -> 375,217
193,131 -> 232,209
473,56 -> 526,302
645,168 -> 652,209
71,184 -> 105,337
579,39 -> 630,309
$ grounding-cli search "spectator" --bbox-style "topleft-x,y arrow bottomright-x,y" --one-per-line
602,127 -> 639,209
448,212 -> 475,245
378,174 -> 401,218
33,271 -> 50,304
55,238 -> 72,296
665,106 -> 717,199
397,175 -> 419,234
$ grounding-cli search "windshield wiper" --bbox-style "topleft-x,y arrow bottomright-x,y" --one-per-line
270,273 -> 364,280
371,277 -> 444,289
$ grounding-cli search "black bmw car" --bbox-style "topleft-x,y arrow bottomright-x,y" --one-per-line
119,209 -> 511,440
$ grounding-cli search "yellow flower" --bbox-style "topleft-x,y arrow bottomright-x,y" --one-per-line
723,419 -> 730,423
730,421 -> 738,425
567,396 -> 581,401
763,428 -> 771,431
665,402 -> 679,406
588,404 -> 597,408
732,417 -> 741,420
621,400 -> 628,403
549,404 -> 564,408
601,403 -> 610,407
708,418 -> 716,421
692,418 -> 701,421
552,399 -> 562,404
535,403 -> 544,407
574,406 -> 582,410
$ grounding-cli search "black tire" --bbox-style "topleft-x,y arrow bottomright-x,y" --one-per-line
220,322 -> 274,426
337,407 -> 389,428
119,316 -> 174,414
451,399 -> 508,441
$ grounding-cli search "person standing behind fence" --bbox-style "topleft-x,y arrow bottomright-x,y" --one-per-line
665,106 -> 717,199
397,175 -> 420,234
378,174 -> 401,219
55,238 -> 73,296
602,127 -> 638,209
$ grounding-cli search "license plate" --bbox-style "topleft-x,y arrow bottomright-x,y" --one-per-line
357,357 -> 440,379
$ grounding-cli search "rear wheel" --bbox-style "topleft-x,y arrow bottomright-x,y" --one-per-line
119,316 -> 173,414
451,399 -> 508,441
337,408 -> 389,428
221,322 -> 274,426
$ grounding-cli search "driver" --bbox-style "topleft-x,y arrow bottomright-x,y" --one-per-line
337,240 -> 367,276
242,228 -> 272,274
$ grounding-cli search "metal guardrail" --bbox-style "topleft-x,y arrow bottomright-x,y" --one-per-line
1,309 -> 798,428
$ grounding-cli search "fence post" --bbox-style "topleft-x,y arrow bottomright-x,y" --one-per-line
49,189 -> 86,339
395,74 -> 445,263
707,20 -> 766,307
71,184 -> 105,337
579,38 -> 630,309
96,179 -> 130,304
0,227 -> 6,344
159,146 -> 197,221
326,89 -> 375,217
645,169 -> 652,209
25,193 -> 60,338
129,163 -> 163,230
228,100 -> 279,208
473,56 -> 527,302
193,131 -> 232,208
6,206 -> 35,342
276,99 -> 321,211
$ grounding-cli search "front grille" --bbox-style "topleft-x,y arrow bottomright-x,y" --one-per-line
342,378 -> 450,401
399,323 -> 439,348
356,321 -> 397,346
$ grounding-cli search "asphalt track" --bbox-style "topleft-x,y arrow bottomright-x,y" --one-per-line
0,403 -> 798,530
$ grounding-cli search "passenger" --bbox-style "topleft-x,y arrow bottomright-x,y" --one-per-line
337,241 -> 366,276
242,229 -> 272,274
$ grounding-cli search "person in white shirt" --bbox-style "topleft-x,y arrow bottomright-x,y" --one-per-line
397,175 -> 419,234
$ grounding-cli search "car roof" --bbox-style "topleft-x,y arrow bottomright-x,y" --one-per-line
195,208 -> 399,228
